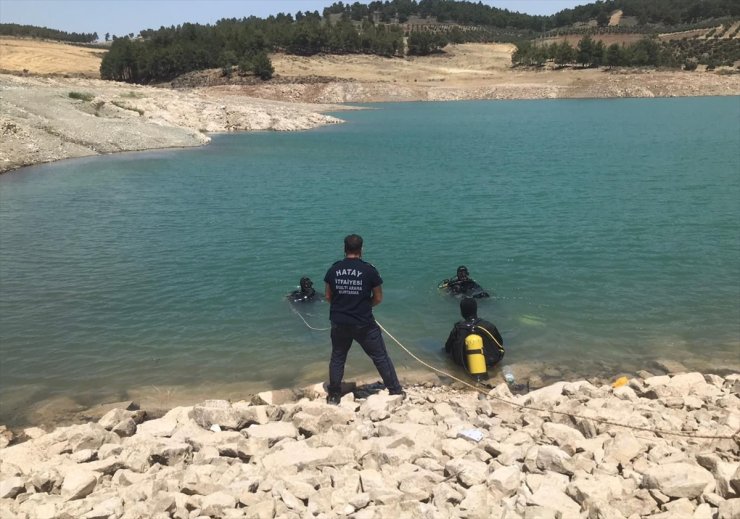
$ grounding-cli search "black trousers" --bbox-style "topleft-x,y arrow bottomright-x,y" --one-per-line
328,323 -> 402,395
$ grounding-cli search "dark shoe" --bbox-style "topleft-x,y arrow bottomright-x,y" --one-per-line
389,390 -> 407,400
326,393 -> 341,405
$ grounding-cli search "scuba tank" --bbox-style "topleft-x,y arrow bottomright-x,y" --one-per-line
464,334 -> 488,381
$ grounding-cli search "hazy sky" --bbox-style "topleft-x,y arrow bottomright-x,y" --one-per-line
1,1 -> 585,39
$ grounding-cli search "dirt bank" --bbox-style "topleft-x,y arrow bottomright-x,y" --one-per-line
0,74 -> 344,174
224,44 -> 740,103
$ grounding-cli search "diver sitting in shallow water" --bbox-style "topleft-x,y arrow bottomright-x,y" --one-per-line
445,297 -> 504,369
439,266 -> 490,299
288,277 -> 322,303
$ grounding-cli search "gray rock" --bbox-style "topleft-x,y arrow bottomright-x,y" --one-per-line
603,432 -> 643,465
261,443 -> 354,470
112,418 -> 138,437
718,499 -> 740,519
61,468 -> 97,501
244,421 -> 298,445
459,484 -> 499,519
488,465 -> 521,498
566,474 -> 624,506
252,389 -> 298,406
641,462 -> 715,498
0,476 -> 26,499
541,422 -> 585,456
668,372 -> 708,396
192,400 -> 243,430
696,453 -> 739,498
731,465 -> 740,494
444,458 -> 488,487
523,506 -> 561,519
693,503 -> 714,519
149,441 -> 192,466
535,445 -> 574,476
529,486 -> 580,517
82,496 -> 124,519
360,393 -> 402,422
99,408 -> 135,430
649,359 -> 687,374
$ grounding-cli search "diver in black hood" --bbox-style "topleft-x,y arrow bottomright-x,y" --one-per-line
288,277 -> 322,303
439,266 -> 490,298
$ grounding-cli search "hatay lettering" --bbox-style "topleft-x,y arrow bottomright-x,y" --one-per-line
335,269 -> 363,278
335,269 -> 364,295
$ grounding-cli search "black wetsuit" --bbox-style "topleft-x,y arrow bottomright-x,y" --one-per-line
445,317 -> 504,368
443,277 -> 490,298
288,288 -> 320,303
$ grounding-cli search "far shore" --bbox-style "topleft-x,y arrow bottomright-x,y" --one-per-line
2,42 -> 739,174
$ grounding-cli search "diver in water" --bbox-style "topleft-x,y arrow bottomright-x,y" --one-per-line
439,266 -> 490,298
445,297 -> 504,369
288,277 -> 321,303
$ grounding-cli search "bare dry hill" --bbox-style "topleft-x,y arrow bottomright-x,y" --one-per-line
272,43 -> 516,82
0,37 -> 105,77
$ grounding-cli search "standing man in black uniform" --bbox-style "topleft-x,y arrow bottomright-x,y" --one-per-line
324,234 -> 404,404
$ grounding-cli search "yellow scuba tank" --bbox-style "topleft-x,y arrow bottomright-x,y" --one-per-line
464,334 -> 488,381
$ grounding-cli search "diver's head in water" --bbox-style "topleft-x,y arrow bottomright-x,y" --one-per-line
300,277 -> 313,292
460,297 -> 477,320
457,265 -> 469,281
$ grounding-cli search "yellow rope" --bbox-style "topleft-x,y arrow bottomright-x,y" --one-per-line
376,320 -> 739,441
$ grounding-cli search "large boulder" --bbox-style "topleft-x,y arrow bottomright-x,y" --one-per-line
641,462 -> 715,498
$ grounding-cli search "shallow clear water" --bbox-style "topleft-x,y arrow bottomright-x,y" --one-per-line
1,97 -> 739,425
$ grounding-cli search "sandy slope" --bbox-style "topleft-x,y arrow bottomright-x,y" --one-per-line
0,37 -> 106,77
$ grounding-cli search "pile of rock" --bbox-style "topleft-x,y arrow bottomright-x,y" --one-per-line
1,372 -> 738,518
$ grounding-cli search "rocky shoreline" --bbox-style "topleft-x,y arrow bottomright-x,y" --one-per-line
0,74 -> 346,174
1,370 -> 738,519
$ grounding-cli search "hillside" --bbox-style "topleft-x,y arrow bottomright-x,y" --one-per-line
0,37 -> 106,77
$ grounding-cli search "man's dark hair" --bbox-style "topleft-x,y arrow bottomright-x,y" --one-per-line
344,234 -> 363,254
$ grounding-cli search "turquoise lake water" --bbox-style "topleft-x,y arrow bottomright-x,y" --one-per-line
1,97 -> 739,426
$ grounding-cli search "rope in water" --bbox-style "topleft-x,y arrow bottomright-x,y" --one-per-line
375,320 -> 739,441
290,305 -> 330,331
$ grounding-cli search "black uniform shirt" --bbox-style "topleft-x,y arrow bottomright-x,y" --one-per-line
324,257 -> 382,326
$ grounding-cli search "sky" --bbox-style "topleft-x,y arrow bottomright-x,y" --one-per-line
0,1 -> 585,39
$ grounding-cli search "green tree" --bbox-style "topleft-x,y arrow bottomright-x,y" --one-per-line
407,31 -> 448,56
219,49 -> 238,76
105,32 -> 110,42
605,43 -> 622,68
554,41 -> 574,66
577,35 -> 596,67
252,52 -> 274,80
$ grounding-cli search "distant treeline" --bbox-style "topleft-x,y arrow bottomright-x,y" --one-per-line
97,0 -> 740,84
0,23 -> 97,43
323,0 -> 546,31
551,0 -> 740,28
513,35 -> 740,69
101,15 -> 407,83
320,0 -> 740,31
